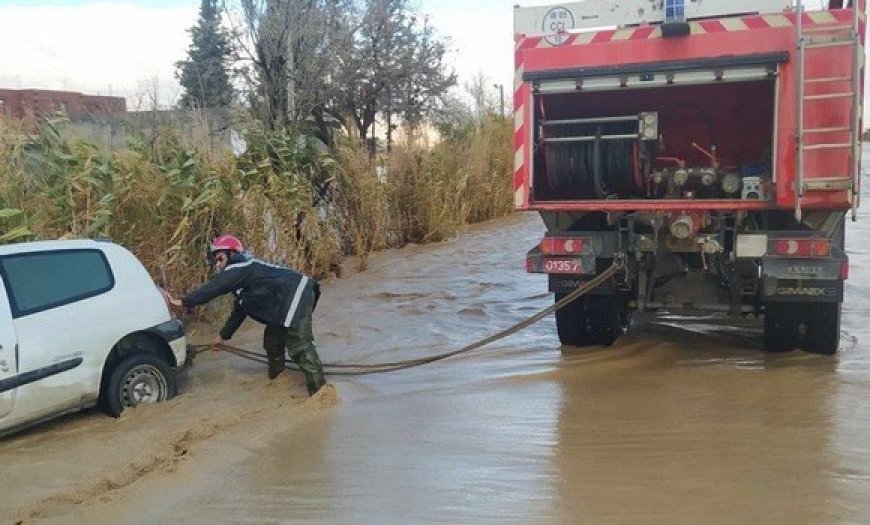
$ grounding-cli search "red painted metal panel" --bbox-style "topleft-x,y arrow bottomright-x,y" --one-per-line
522,28 -> 793,75
742,16 -> 772,30
525,194 -> 851,212
514,7 -> 866,214
629,26 -> 656,40
527,199 -> 773,212
698,20 -> 726,33
591,30 -> 617,44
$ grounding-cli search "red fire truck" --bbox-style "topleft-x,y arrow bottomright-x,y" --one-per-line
516,0 -> 865,354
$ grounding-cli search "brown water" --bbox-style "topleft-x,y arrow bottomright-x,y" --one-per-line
5,194 -> 870,524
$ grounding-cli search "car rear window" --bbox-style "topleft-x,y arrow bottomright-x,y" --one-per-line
0,249 -> 114,317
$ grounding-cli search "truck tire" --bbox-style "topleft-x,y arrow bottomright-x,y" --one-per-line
803,303 -> 841,356
555,293 -> 625,347
101,353 -> 178,417
556,293 -> 588,346
763,302 -> 800,353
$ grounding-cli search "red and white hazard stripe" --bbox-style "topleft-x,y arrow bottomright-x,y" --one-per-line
524,10 -> 854,48
513,37 -> 539,209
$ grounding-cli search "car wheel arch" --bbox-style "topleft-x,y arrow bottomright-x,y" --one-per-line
99,331 -> 176,400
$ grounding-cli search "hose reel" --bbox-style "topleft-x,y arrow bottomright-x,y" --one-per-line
541,112 -> 659,199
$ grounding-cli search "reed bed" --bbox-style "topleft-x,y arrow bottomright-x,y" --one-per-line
0,113 -> 513,293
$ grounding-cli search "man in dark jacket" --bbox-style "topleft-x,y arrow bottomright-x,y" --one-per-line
172,235 -> 325,395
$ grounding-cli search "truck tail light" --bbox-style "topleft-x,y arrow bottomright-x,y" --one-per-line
540,237 -> 586,256
840,261 -> 850,280
772,238 -> 831,258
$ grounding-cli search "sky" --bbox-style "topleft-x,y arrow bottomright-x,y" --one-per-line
0,0 -> 535,109
0,0 -> 842,110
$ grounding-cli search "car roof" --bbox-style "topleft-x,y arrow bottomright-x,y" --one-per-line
0,239 -> 116,256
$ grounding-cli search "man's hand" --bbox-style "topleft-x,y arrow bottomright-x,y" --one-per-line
160,289 -> 184,312
211,335 -> 225,352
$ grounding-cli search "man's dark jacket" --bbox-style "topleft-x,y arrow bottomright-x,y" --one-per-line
182,254 -> 319,340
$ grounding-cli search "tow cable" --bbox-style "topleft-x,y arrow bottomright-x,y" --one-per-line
188,260 -> 622,376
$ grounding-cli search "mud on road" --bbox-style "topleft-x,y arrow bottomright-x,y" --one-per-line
2,209 -> 870,524
0,330 -> 338,524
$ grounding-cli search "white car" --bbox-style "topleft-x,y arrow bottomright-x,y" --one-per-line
0,240 -> 186,437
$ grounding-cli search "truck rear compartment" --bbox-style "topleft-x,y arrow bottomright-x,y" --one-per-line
514,1 -> 864,355
532,80 -> 776,203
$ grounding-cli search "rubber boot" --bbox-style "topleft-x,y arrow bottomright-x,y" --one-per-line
288,345 -> 325,395
299,347 -> 326,395
268,356 -> 286,380
285,303 -> 325,395
263,325 -> 288,380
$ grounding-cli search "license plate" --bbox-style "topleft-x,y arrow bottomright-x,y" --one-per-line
543,258 -> 584,274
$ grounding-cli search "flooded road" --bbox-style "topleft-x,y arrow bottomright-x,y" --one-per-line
41,191 -> 870,523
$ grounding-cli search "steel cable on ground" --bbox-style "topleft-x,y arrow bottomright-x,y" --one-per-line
189,260 -> 621,376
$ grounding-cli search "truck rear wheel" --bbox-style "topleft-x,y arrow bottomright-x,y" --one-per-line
555,293 -> 626,347
763,302 -> 841,355
803,303 -> 841,356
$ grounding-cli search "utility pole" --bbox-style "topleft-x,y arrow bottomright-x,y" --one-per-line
386,86 -> 393,153
493,83 -> 505,117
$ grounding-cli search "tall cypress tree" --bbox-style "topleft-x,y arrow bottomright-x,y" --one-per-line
176,0 -> 234,108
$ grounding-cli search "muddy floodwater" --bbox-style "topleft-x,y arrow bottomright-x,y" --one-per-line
5,182 -> 870,523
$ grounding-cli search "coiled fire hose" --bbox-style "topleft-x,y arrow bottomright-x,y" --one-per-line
188,260 -> 622,376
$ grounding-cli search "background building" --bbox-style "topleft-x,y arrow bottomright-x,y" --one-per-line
0,88 -> 125,122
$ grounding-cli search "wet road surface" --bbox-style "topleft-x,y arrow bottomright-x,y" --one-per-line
45,192 -> 870,524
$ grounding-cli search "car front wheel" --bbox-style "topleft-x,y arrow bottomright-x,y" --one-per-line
101,353 -> 178,417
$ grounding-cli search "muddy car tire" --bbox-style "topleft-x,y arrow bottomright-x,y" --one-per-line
763,303 -> 799,353
556,294 -> 624,347
101,353 -> 178,417
803,303 -> 841,356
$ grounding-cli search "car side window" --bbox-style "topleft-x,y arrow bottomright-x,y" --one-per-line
0,249 -> 115,318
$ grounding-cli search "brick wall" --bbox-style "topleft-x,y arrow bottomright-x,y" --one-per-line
0,89 -> 126,120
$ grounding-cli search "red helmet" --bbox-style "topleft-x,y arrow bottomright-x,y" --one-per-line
210,235 -> 244,254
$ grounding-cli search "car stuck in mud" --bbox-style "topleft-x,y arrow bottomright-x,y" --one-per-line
0,240 -> 186,437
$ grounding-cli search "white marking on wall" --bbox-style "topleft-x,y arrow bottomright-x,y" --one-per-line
721,18 -> 749,31
515,107 -> 524,131
808,11 -> 838,25
763,14 -> 792,28
690,23 -> 707,35
514,64 -> 525,90
514,186 -> 525,208
515,147 -> 525,174
572,32 -> 597,45
612,28 -> 635,41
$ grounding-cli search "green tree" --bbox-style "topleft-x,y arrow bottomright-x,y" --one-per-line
331,0 -> 456,153
176,0 -> 235,108
235,0 -> 355,135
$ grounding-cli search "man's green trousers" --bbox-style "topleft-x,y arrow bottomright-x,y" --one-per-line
263,302 -> 325,395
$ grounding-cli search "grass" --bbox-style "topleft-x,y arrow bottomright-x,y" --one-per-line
0,112 -> 514,295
